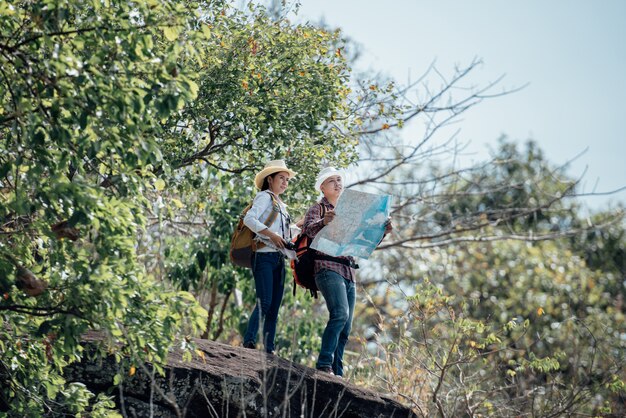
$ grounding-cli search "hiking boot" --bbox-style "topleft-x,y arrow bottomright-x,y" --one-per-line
316,366 -> 334,375
243,341 -> 256,349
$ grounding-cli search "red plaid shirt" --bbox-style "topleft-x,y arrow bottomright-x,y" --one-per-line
302,197 -> 355,282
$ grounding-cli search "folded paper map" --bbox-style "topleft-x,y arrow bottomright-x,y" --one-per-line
310,189 -> 391,259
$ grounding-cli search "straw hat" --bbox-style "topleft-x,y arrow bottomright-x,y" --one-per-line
254,160 -> 297,190
314,167 -> 345,191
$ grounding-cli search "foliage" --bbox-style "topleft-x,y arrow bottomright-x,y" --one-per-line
0,0 -> 211,414
355,142 -> 626,416
357,237 -> 626,415
433,139 -> 578,230
159,2 -> 357,177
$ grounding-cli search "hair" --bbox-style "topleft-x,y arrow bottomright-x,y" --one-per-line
261,172 -> 279,191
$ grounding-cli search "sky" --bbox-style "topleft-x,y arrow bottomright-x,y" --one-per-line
293,0 -> 626,210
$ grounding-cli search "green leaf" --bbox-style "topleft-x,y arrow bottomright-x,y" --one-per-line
154,179 -> 166,191
163,26 -> 180,41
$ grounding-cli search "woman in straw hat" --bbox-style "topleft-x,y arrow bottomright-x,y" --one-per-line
302,167 -> 392,376
242,160 -> 296,354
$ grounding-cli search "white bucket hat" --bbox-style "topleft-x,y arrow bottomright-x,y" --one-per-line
254,160 -> 297,190
314,167 -> 345,191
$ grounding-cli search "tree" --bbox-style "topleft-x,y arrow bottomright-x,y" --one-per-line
0,0 -> 210,414
352,141 -> 625,416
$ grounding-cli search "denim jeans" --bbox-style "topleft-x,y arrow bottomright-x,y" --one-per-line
315,269 -> 356,376
243,252 -> 285,353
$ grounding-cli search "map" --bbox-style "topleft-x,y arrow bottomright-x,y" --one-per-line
310,189 -> 391,259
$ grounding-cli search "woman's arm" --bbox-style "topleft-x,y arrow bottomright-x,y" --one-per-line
243,192 -> 286,248
243,192 -> 272,233
257,228 -> 286,249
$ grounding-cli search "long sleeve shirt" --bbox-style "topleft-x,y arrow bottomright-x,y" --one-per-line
302,197 -> 355,281
243,190 -> 291,252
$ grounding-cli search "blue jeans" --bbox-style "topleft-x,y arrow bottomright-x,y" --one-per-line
315,269 -> 356,376
243,252 -> 285,353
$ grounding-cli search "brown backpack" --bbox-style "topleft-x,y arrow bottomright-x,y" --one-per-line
290,204 -> 324,298
230,192 -> 279,269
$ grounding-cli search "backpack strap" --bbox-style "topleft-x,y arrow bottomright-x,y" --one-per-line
252,191 -> 280,251
304,202 -> 325,249
264,191 -> 280,226
292,202 -> 326,298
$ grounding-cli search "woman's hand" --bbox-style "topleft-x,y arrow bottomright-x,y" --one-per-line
268,232 -> 286,249
323,210 -> 336,225
258,228 -> 286,249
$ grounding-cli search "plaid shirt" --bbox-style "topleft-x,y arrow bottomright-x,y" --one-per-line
302,197 -> 355,282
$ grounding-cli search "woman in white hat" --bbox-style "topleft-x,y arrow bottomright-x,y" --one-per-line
242,160 -> 296,353
302,167 -> 392,376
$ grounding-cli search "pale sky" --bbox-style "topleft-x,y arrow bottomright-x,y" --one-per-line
295,0 -> 626,210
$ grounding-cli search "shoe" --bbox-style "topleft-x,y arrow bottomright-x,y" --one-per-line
243,341 -> 256,349
316,366 -> 334,375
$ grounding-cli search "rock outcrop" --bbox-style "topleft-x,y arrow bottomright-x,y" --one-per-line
65,332 -> 416,418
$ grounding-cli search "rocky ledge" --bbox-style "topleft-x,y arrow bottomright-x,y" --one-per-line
65,332 -> 416,418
